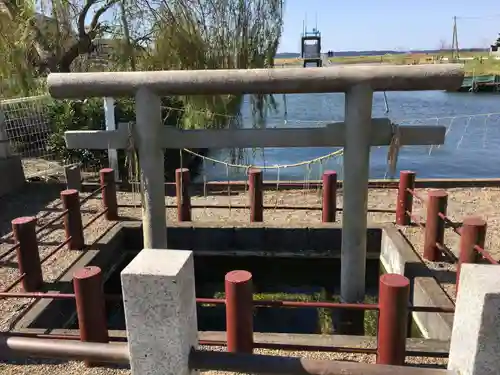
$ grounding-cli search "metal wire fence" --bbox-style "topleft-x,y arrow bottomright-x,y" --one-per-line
0,95 -> 104,181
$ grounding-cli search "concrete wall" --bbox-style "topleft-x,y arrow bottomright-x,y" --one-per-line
380,225 -> 454,340
121,221 -> 383,257
14,224 -> 125,330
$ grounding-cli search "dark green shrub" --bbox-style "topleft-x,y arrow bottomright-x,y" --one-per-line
46,97 -> 184,177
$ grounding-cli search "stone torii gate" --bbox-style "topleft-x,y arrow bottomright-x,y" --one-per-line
47,64 -> 463,309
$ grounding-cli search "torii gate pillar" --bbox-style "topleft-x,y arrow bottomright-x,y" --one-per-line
340,84 -> 373,333
135,88 -> 167,248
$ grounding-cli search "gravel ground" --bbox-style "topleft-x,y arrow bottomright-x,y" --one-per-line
21,159 -> 65,180
21,159 -> 101,182
397,187 -> 500,301
0,346 -> 446,375
1,183 -> 499,373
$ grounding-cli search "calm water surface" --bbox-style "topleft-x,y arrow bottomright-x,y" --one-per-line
199,91 -> 500,181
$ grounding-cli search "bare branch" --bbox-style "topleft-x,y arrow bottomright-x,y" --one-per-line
89,0 -> 120,32
78,0 -> 99,36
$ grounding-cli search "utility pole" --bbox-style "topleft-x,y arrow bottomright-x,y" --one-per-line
451,16 -> 460,61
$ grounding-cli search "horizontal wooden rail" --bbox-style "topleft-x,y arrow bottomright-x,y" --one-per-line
47,64 -> 463,98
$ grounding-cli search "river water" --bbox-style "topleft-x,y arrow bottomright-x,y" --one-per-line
199,91 -> 500,181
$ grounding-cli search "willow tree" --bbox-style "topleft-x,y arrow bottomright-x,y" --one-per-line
145,0 -> 285,131
0,0 -> 120,97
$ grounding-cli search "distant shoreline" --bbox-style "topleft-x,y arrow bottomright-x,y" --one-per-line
275,48 -> 488,59
275,52 -> 500,77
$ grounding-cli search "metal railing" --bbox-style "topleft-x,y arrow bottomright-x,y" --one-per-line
0,335 -> 453,375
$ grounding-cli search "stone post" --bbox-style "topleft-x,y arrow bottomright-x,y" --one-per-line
340,84 -> 373,333
0,110 -> 10,159
65,165 -> 82,191
121,249 -> 198,375
135,89 -> 167,248
448,264 -> 500,375
103,97 -> 120,182
0,109 -> 25,198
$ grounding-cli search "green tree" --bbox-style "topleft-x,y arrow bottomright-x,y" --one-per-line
495,33 -> 500,47
0,0 -> 120,96
128,0 -> 285,131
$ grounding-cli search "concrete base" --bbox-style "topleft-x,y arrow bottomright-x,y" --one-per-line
448,264 -> 500,375
381,226 -> 455,340
0,156 -> 25,197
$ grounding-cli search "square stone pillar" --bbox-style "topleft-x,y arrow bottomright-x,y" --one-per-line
0,110 -> 10,159
448,264 -> 500,375
0,110 -> 25,197
121,249 -> 198,375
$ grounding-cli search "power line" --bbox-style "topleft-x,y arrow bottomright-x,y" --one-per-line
455,14 -> 500,20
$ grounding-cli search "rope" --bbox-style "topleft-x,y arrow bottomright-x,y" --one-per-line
202,158 -> 208,216
226,164 -> 232,215
126,122 -> 141,208
162,103 -> 500,123
127,102 -> 500,185
385,123 -> 401,179
383,92 -> 390,114
179,149 -> 184,204
283,94 -> 288,125
182,148 -> 344,170
274,167 -> 280,210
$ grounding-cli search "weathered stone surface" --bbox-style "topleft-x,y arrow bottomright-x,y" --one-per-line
192,225 -> 234,251
233,225 -> 264,251
121,249 -> 197,375
448,264 -> 500,375
308,225 -> 342,252
167,224 -> 194,250
264,227 -> 308,252
0,156 -> 25,198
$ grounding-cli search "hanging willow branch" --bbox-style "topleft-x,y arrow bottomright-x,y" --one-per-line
147,0 -> 285,132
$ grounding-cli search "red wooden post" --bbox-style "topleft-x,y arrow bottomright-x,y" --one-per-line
457,216 -> 487,291
377,273 -> 410,365
61,189 -> 85,250
396,171 -> 416,225
322,171 -> 337,222
175,168 -> 191,221
225,270 -> 254,353
73,266 -> 109,367
11,217 -> 43,292
248,169 -> 263,222
100,168 -> 118,220
423,190 -> 448,261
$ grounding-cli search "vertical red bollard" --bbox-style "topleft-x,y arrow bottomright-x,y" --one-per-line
11,217 -> 43,292
176,168 -> 191,221
73,266 -> 109,367
457,216 -> 487,291
61,189 -> 85,250
377,274 -> 410,365
322,171 -> 337,222
396,171 -> 416,225
225,270 -> 254,353
100,168 -> 118,220
423,190 -> 448,261
248,169 -> 263,222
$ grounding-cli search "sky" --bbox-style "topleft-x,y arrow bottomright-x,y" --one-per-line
278,0 -> 500,52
